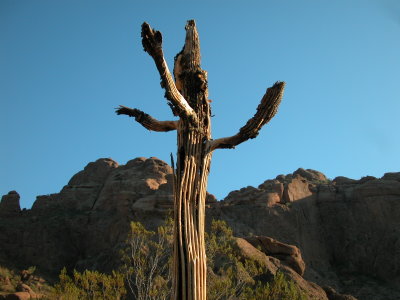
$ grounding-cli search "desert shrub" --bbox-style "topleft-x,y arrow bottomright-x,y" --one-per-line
26,266 -> 36,275
206,220 -> 309,300
0,266 -> 13,279
205,220 -> 251,299
0,265 -> 17,293
241,271 -> 308,300
119,219 -> 173,300
49,219 -> 307,300
53,267 -> 126,300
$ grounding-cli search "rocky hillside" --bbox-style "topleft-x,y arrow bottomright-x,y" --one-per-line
1,157 -> 399,300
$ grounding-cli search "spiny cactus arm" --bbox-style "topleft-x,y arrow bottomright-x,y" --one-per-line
115,105 -> 178,132
141,22 -> 197,123
208,81 -> 285,151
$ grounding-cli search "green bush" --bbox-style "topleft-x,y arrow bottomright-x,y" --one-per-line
53,268 -> 126,300
0,265 -> 17,293
241,272 -> 308,300
119,219 -> 173,300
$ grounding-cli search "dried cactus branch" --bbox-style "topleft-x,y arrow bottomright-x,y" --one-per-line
209,81 -> 285,150
115,105 -> 178,132
141,22 -> 197,123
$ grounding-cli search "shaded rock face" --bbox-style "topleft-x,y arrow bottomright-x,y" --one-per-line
317,178 -> 400,288
1,160 -> 399,300
323,286 -> 358,300
207,169 -> 400,300
0,191 -> 21,216
0,157 -> 175,273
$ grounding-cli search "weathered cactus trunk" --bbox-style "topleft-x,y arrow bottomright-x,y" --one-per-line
116,19 -> 285,300
173,125 -> 211,300
171,21 -> 211,300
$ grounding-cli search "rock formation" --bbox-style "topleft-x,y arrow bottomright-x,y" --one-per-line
0,191 -> 21,216
208,168 -> 400,300
1,159 -> 399,300
244,236 -> 306,276
233,237 -> 329,300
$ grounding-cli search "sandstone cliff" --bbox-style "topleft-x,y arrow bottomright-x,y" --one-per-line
1,157 -> 399,299
208,169 -> 400,300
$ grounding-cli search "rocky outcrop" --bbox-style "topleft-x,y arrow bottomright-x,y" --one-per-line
0,267 -> 47,300
244,236 -> 306,276
0,191 -> 21,217
1,159 -> 399,300
233,237 -> 329,300
323,286 -> 358,300
208,168 -> 400,300
223,168 -> 326,206
0,157 -> 175,273
317,177 -> 400,295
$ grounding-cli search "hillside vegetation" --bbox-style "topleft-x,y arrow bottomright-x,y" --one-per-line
0,220 -> 308,300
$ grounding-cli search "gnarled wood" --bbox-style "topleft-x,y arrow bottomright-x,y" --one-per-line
115,20 -> 284,300
115,105 -> 178,132
141,23 -> 197,124
208,81 -> 285,151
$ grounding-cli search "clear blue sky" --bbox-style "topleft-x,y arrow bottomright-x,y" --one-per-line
1,0 -> 400,209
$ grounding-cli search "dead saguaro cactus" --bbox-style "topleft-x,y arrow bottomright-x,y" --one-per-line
116,20 -> 285,300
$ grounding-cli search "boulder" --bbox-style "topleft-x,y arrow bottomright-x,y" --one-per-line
233,237 -> 328,300
233,238 -> 278,273
332,176 -> 357,185
244,236 -> 306,276
293,168 -> 327,182
282,176 -> 313,203
15,284 -> 36,299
